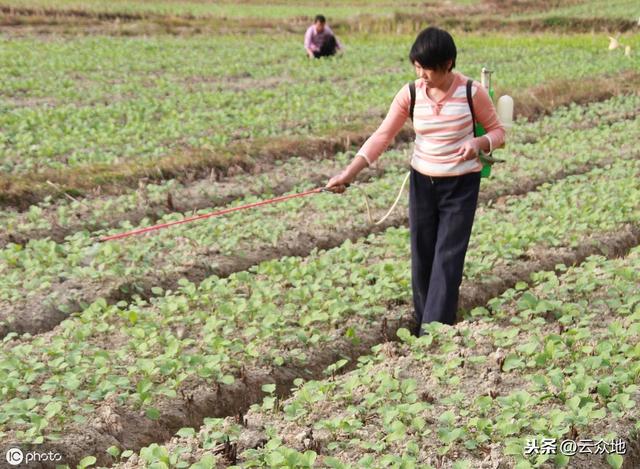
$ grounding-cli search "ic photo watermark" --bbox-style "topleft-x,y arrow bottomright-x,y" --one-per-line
5,446 -> 65,466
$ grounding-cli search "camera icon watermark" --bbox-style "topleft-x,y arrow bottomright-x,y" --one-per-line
5,448 -> 24,466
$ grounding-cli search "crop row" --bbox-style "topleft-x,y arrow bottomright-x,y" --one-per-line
1,156 -> 639,463
1,93 -> 637,248
0,149 -> 403,247
513,0 -> 639,20
0,0 -> 436,20
1,110 -> 639,337
2,33 -> 638,176
131,245 -> 640,468
2,0 -> 634,22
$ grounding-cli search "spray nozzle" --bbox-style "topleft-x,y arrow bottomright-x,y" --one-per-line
481,67 -> 493,90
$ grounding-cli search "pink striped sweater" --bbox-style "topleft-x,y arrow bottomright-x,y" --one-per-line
357,72 -> 506,176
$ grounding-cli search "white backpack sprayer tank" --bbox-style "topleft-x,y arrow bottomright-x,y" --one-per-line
475,67 -> 514,177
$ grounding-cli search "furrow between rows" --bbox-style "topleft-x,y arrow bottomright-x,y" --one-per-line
1,135 -> 638,339
2,157 -> 640,466
1,93 -> 637,247
23,223 -> 640,468
150,244 -> 640,468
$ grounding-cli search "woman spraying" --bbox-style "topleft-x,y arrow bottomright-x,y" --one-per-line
326,27 -> 506,336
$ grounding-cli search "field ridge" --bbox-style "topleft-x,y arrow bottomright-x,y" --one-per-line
3,146 -> 638,339
1,73 -> 638,209
28,223 -> 640,468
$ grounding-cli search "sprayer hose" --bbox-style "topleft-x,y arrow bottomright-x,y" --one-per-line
355,170 -> 410,225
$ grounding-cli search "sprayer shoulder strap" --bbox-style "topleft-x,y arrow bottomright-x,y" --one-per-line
408,81 -> 416,121
466,78 -> 477,137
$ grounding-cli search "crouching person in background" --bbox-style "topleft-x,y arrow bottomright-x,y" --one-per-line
304,14 -> 342,58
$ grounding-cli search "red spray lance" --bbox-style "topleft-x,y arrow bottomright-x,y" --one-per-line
98,187 -> 330,242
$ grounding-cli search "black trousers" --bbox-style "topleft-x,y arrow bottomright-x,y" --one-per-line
313,36 -> 337,58
409,168 -> 481,336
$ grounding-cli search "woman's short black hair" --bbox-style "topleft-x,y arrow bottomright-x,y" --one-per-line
314,14 -> 326,23
409,27 -> 457,71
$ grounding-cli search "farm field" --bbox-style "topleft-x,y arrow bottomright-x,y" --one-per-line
1,97 -> 640,338
512,0 -> 639,21
125,246 -> 640,468
2,150 -> 640,465
1,0 -> 636,29
1,0 -> 640,468
0,94 -> 636,246
1,32 -> 639,205
0,0 -> 477,20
